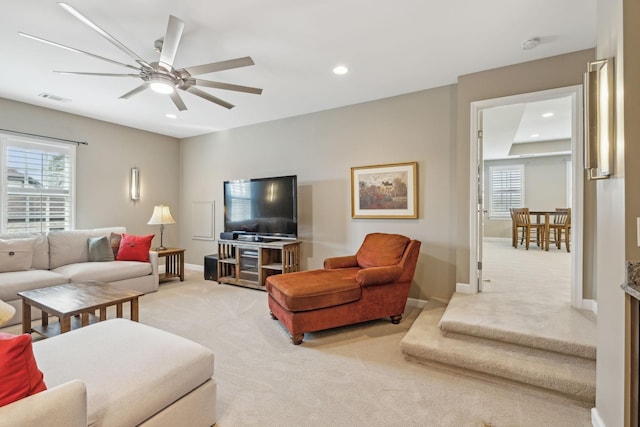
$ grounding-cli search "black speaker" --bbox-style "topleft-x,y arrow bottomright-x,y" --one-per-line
204,254 -> 218,281
220,232 -> 237,240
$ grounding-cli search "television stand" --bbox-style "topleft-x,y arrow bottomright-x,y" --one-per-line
217,239 -> 301,291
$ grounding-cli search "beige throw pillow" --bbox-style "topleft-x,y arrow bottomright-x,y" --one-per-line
88,236 -> 115,262
0,238 -> 36,273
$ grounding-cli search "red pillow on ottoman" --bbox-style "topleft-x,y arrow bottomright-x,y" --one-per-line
0,332 -> 47,407
116,233 -> 154,262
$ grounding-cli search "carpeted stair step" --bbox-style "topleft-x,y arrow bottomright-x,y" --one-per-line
438,292 -> 596,360
400,303 -> 595,405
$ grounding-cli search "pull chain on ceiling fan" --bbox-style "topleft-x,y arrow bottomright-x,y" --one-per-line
19,2 -> 262,111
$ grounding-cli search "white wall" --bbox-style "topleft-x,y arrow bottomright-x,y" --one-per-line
179,85 -> 457,301
593,0 -> 627,424
0,98 -> 181,248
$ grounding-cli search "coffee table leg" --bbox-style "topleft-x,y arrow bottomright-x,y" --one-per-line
22,301 -> 31,334
81,312 -> 89,327
100,307 -> 107,321
116,303 -> 123,318
131,298 -> 139,322
60,315 -> 71,333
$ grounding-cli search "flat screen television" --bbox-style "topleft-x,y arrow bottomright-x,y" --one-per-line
223,175 -> 297,238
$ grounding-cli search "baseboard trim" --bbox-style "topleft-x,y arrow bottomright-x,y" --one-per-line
185,263 -> 203,272
456,282 -> 474,294
407,297 -> 429,308
591,407 -> 605,427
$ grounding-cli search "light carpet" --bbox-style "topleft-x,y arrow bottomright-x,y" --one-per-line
439,238 -> 596,359
2,270 -> 592,426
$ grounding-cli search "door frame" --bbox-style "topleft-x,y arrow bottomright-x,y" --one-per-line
466,85 -> 585,309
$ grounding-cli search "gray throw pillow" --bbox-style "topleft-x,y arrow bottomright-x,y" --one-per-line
88,236 -> 115,262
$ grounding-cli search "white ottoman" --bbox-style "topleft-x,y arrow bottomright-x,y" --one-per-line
32,319 -> 216,426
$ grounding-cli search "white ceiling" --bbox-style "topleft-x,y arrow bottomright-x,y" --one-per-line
483,96 -> 573,160
0,1 -> 596,139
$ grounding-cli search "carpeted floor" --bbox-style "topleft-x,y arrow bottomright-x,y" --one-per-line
2,269 -> 593,426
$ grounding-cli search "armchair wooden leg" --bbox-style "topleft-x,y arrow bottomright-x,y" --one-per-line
291,333 -> 304,345
270,312 -> 277,320
390,314 -> 403,324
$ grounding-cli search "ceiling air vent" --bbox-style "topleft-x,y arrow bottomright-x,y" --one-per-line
38,93 -> 70,102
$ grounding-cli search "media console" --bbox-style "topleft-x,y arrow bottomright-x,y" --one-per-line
217,239 -> 301,290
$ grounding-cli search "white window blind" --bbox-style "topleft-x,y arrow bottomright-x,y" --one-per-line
1,135 -> 76,233
488,164 -> 524,219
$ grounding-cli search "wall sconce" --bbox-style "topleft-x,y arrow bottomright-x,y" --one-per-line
130,167 -> 140,201
584,57 -> 615,180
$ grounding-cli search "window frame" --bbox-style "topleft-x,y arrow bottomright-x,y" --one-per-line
488,164 -> 525,219
0,133 -> 76,233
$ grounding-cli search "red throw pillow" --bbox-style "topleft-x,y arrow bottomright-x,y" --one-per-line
116,233 -> 154,262
0,332 -> 47,407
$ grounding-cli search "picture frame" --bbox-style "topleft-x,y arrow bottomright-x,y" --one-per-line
351,161 -> 418,219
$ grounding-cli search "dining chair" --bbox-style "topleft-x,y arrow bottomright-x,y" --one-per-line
511,208 -> 544,250
548,208 -> 571,252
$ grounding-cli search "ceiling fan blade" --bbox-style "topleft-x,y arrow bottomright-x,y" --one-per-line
19,32 -> 140,71
183,57 -> 255,76
58,2 -> 152,69
55,71 -> 139,77
184,86 -> 234,109
159,15 -> 184,71
193,79 -> 263,95
120,83 -> 149,99
169,91 -> 188,111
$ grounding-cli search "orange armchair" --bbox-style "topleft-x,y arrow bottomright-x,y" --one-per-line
266,233 -> 421,344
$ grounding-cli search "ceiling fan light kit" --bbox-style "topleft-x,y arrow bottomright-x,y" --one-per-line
20,2 -> 262,112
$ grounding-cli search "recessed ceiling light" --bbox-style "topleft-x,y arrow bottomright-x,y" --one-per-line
531,133 -> 540,138
166,113 -> 177,119
542,112 -> 554,118
333,65 -> 349,75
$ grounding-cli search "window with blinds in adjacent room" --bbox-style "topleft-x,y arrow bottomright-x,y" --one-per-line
0,134 -> 76,233
488,164 -> 524,219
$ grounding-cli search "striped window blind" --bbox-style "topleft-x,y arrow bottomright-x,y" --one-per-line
488,164 -> 524,219
1,135 -> 76,233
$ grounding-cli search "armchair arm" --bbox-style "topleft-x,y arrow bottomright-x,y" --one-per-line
356,265 -> 402,286
0,380 -> 87,427
324,255 -> 358,270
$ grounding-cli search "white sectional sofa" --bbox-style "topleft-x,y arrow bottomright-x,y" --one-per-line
0,318 -> 217,426
0,227 -> 159,327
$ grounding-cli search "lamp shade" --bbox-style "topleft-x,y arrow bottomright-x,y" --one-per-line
147,205 -> 176,225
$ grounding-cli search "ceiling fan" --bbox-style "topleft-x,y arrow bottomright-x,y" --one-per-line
19,2 -> 262,111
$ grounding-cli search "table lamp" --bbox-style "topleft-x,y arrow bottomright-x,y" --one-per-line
0,299 -> 16,326
147,205 -> 176,250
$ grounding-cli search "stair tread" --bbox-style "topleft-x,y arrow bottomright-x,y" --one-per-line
400,303 -> 595,403
438,292 -> 596,359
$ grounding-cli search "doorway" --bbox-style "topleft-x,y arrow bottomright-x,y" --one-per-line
467,85 -> 585,309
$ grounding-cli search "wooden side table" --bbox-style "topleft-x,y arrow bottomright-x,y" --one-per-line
154,248 -> 185,282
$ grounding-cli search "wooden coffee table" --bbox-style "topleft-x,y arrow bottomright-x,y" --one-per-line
18,281 -> 143,338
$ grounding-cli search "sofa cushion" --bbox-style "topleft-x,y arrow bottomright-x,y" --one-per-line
49,228 -> 126,269
0,332 -> 47,407
116,234 -> 154,262
88,236 -> 114,262
0,270 -> 68,301
33,318 -> 214,427
356,233 -> 410,268
266,268 -> 362,312
0,233 -> 49,270
52,261 -> 152,284
0,238 -> 35,273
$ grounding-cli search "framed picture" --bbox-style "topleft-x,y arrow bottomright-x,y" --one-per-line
351,162 -> 418,219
